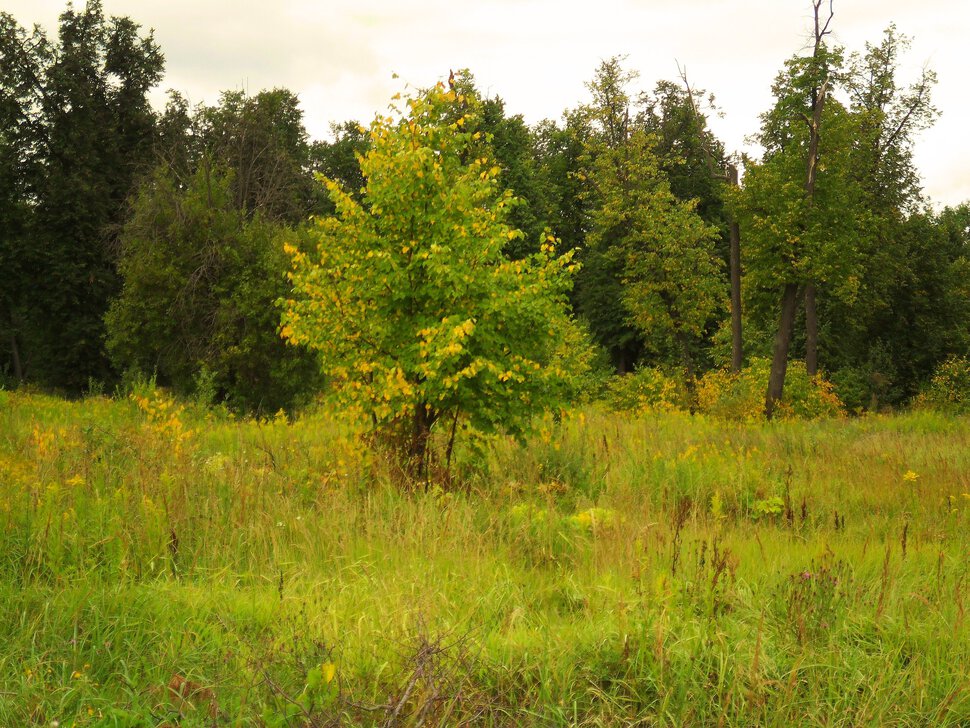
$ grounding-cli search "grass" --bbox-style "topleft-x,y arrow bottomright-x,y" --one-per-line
0,387 -> 967,725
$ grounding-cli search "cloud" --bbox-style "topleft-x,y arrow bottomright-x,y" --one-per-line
5,0 -> 968,206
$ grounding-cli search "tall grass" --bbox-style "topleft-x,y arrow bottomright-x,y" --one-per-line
0,388 -> 967,725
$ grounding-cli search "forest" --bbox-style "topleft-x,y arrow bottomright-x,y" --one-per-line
2,1 -> 967,423
0,0 -> 968,725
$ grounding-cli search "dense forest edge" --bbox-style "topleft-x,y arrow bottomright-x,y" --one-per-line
1,1 -> 968,435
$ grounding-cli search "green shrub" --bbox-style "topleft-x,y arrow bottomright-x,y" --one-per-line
913,355 -> 970,414
830,366 -> 873,413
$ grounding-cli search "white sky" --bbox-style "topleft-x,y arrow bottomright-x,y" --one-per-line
6,0 -> 969,207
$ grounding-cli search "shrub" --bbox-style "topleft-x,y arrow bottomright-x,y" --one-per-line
603,367 -> 688,414
913,355 -> 970,414
696,358 -> 844,421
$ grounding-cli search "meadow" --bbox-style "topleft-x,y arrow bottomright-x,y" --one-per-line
0,387 -> 967,726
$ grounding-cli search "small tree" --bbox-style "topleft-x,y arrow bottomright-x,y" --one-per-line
280,83 -> 579,479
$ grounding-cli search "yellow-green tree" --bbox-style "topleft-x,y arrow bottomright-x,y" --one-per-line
280,83 -> 579,478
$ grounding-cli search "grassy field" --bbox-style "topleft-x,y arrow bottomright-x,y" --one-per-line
0,387 -> 967,726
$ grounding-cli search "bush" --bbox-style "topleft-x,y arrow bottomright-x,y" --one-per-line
913,356 -> 970,414
829,366 -> 873,414
604,367 -> 688,414
696,358 -> 844,421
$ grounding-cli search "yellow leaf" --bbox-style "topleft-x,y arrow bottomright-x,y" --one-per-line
322,663 -> 336,684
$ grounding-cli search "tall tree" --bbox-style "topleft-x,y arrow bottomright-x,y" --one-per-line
587,127 -> 722,378
0,13 -> 48,383
644,74 -> 741,371
816,26 -> 939,401
108,87 -> 325,410
27,0 -> 163,390
738,1 -> 867,418
577,58 -> 723,375
573,58 -> 645,372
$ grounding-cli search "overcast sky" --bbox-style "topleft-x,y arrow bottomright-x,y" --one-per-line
6,0 -> 968,207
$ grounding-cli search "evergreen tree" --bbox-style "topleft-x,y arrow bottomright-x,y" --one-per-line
27,0 -> 163,391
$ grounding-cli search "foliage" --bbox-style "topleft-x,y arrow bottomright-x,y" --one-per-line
576,58 -> 723,375
816,28 -> 946,401
532,110 -> 593,263
734,86 -> 868,316
604,367 -> 688,414
825,207 -> 970,404
913,356 -> 970,414
696,358 -> 844,421
588,128 -> 722,372
281,83 -> 579,475
106,165 -> 322,412
22,0 -> 163,392
642,78 -> 730,248
310,119 -> 369,209
0,13 -> 48,385
160,87 -> 324,224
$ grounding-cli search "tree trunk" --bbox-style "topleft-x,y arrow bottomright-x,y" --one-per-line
9,332 -> 24,382
407,404 -> 435,482
727,164 -> 744,373
805,283 -> 818,377
765,283 -> 801,420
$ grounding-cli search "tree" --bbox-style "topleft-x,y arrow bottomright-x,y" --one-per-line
311,120 -> 369,210
815,25 -> 939,402
587,128 -> 722,379
26,0 -> 163,390
195,88 -> 321,223
106,164 -> 322,412
737,1 -> 869,418
280,82 -> 579,479
155,87 -> 324,224
576,58 -> 722,376
107,87 -> 326,411
533,110 -> 593,258
0,13 -> 48,383
573,58 -> 646,372
644,74 -> 740,371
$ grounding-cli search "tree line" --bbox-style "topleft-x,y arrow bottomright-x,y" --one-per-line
2,0 -> 968,416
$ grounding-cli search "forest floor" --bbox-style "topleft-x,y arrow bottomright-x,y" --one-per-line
0,389 -> 967,725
